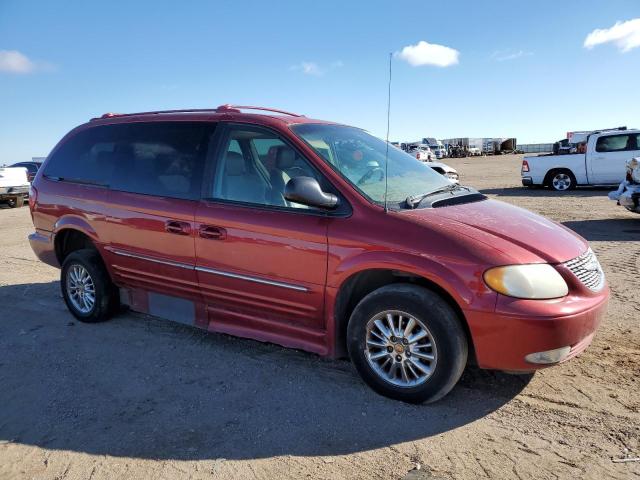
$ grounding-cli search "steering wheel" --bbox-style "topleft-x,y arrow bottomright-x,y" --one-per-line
357,166 -> 385,186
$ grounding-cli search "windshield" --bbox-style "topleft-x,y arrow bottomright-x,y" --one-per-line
291,124 -> 451,205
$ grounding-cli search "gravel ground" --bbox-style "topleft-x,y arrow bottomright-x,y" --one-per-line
0,154 -> 638,480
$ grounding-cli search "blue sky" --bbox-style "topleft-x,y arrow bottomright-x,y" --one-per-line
1,0 -> 639,162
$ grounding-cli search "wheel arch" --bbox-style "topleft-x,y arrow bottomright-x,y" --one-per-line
54,225 -> 100,265
332,267 -> 476,363
544,167 -> 576,188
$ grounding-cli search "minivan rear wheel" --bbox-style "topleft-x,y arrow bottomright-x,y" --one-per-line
61,249 -> 118,323
347,284 -> 468,404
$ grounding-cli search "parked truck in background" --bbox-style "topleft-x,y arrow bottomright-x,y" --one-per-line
407,144 -> 434,161
521,127 -> 640,191
423,138 -> 447,159
0,166 -> 30,208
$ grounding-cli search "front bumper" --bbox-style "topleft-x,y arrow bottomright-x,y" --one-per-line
467,288 -> 609,371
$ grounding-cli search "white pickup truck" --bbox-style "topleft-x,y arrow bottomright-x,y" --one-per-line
521,128 -> 640,191
0,166 -> 30,208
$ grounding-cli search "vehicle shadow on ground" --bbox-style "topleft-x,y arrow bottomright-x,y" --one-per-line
480,186 -> 613,198
562,218 -> 640,242
0,281 -> 532,461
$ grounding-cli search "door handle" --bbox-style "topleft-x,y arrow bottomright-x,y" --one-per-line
165,220 -> 191,235
199,225 -> 227,240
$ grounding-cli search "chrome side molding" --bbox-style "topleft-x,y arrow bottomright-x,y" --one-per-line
105,247 -> 193,270
194,266 -> 308,292
105,247 -> 309,292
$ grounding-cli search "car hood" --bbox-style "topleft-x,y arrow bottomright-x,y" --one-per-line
403,198 -> 587,264
427,161 -> 456,172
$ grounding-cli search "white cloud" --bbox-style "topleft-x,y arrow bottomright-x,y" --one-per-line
0,50 -> 36,74
289,60 -> 344,76
395,40 -> 459,67
584,18 -> 640,52
491,49 -> 533,62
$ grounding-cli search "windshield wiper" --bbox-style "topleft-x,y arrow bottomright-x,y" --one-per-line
405,184 -> 467,209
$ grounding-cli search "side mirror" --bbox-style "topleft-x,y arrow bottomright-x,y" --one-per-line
284,176 -> 339,210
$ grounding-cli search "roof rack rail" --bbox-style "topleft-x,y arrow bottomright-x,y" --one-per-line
215,104 -> 304,117
91,105 -> 303,121
91,109 -> 218,121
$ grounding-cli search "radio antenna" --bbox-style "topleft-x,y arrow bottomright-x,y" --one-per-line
384,52 -> 392,213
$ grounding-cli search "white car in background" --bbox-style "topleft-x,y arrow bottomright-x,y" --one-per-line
391,143 -> 459,182
426,160 -> 460,183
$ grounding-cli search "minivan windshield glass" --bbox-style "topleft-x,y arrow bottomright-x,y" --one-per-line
291,124 -> 451,206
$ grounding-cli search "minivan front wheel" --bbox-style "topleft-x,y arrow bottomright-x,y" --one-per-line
347,284 -> 468,404
61,249 -> 118,322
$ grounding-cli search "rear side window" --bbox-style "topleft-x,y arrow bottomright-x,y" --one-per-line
45,122 -> 215,199
595,133 -> 640,153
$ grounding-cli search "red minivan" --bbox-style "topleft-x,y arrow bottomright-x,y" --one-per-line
28,105 -> 608,403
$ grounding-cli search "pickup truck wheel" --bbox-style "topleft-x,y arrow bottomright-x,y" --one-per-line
61,249 -> 118,323
7,196 -> 24,208
347,284 -> 468,404
547,170 -> 576,191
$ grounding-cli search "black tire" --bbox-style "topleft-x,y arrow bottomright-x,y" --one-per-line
347,284 -> 468,404
60,249 -> 118,323
7,196 -> 24,208
546,169 -> 576,191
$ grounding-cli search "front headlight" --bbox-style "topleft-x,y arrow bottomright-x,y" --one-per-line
445,172 -> 459,180
484,264 -> 568,299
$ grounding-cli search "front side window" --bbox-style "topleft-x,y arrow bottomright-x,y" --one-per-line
210,125 -> 322,209
596,134 -> 639,153
291,124 -> 451,205
45,122 -> 215,199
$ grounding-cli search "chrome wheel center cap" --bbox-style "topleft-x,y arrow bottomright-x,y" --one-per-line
394,343 -> 405,354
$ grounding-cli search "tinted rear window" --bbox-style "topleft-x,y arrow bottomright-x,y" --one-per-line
44,122 -> 215,199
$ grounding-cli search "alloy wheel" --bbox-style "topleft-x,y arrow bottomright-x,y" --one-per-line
552,173 -> 571,191
364,310 -> 438,388
66,264 -> 96,314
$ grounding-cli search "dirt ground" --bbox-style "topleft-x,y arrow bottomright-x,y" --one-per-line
0,154 -> 638,480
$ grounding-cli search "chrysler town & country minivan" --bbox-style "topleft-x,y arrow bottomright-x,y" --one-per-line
28,105 -> 609,403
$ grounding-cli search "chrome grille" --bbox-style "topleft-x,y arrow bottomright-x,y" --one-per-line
564,249 -> 605,291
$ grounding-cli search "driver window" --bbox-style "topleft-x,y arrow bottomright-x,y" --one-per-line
212,127 -> 321,210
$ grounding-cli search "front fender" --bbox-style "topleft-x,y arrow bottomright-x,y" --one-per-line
329,249 -> 495,313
